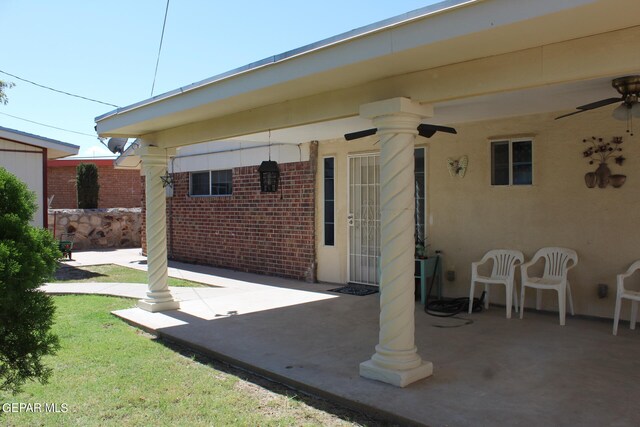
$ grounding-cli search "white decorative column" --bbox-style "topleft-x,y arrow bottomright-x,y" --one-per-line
137,143 -> 179,312
359,98 -> 433,387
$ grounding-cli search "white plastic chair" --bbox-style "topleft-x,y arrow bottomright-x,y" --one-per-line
520,247 -> 577,326
613,260 -> 640,335
469,249 -> 524,318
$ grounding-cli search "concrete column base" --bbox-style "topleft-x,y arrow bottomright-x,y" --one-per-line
359,359 -> 433,388
137,299 -> 180,312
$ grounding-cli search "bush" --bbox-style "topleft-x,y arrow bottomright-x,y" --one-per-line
0,167 -> 60,394
77,163 -> 99,209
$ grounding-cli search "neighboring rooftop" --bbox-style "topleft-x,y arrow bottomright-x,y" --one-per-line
0,125 -> 79,158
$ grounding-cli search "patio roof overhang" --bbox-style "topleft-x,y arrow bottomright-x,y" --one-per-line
96,0 -> 640,149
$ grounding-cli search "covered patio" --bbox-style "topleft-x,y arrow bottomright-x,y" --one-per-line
94,0 -> 640,393
46,249 -> 640,426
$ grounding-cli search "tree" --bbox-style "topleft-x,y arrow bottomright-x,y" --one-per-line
76,163 -> 99,209
0,80 -> 14,105
0,167 -> 60,394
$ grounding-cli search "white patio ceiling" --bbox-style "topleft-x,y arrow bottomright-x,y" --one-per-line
230,75 -> 621,145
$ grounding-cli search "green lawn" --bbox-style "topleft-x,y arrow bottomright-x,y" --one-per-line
53,264 -> 207,288
0,295 -> 362,426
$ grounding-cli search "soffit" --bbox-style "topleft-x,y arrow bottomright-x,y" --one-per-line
95,0 -> 640,138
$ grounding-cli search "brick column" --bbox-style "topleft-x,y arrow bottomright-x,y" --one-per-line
359,98 -> 433,387
137,142 -> 179,312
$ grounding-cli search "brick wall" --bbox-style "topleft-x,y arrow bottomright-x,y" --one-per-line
47,164 -> 142,209
141,160 -> 317,282
47,166 -> 77,208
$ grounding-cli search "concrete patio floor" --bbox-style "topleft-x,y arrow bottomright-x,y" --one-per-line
45,249 -> 640,427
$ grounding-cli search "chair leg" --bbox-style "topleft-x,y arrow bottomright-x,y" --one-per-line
513,285 -> 519,314
566,281 -> 575,316
505,284 -> 513,319
520,286 -> 526,319
613,295 -> 622,335
468,281 -> 475,314
631,301 -> 638,331
484,284 -> 490,310
558,289 -> 566,326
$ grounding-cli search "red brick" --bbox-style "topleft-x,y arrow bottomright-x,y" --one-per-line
141,161 -> 316,282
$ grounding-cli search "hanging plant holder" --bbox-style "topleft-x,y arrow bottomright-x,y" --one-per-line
258,160 -> 280,193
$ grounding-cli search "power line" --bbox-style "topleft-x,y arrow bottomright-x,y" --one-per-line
0,69 -> 120,108
0,111 -> 102,139
151,0 -> 171,97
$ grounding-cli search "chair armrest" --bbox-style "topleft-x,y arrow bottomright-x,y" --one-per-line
621,261 -> 640,279
471,257 -> 490,275
520,259 -> 536,272
471,261 -> 483,269
473,253 -> 493,268
520,257 -> 539,283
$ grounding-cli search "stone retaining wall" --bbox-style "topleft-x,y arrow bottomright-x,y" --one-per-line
48,208 -> 141,250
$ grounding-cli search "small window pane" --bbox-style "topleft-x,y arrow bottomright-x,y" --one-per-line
491,142 -> 510,186
190,172 -> 210,195
324,224 -> 335,246
211,169 -> 233,195
324,201 -> 334,223
324,178 -> 334,200
324,157 -> 334,179
512,141 -> 532,185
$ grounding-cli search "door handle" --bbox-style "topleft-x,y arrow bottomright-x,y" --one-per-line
347,213 -> 354,226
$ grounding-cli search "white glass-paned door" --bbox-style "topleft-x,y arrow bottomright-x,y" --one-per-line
348,154 -> 380,286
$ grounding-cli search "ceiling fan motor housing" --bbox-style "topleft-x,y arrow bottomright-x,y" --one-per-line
612,76 -> 640,104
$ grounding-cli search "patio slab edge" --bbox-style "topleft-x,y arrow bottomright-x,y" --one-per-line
111,309 -> 428,427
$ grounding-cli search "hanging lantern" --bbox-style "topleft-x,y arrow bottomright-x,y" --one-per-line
258,160 -> 280,193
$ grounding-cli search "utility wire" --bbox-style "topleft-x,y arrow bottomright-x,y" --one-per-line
0,69 -> 120,108
150,0 -> 171,97
0,111 -> 102,139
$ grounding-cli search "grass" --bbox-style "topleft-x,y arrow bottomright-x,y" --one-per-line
0,295 -> 365,426
53,264 -> 207,288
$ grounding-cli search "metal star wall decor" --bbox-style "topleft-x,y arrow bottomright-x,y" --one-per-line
160,171 -> 174,188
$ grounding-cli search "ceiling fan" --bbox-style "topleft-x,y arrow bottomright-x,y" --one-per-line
555,75 -> 640,120
344,123 -> 457,141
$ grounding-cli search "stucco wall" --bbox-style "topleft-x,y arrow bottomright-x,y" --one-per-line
316,108 -> 640,319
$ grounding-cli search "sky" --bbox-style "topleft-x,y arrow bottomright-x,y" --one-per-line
0,0 -> 440,157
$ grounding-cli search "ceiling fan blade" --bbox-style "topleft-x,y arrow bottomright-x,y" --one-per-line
417,124 -> 458,138
555,97 -> 622,120
344,128 -> 377,141
575,97 -> 622,111
555,110 -> 590,120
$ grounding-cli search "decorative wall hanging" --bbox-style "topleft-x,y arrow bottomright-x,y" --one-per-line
447,155 -> 468,178
582,136 -> 626,188
161,149 -> 174,188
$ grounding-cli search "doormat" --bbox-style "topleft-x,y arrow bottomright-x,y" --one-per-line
328,286 -> 378,296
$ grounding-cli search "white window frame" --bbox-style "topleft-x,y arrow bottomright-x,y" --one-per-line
189,169 -> 233,197
490,138 -> 534,186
